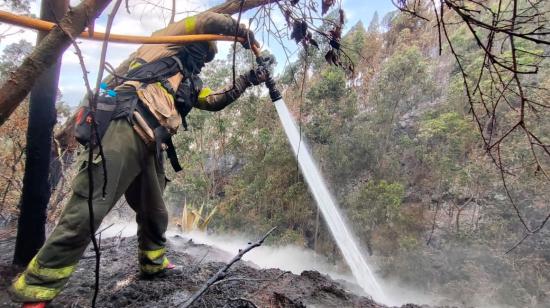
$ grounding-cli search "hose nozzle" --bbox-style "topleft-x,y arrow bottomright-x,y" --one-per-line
265,76 -> 281,102
256,54 -> 281,102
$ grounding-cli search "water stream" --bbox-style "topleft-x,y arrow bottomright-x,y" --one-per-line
273,99 -> 387,303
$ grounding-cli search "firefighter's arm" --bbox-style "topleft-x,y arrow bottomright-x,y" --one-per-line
155,11 -> 258,49
193,68 -> 269,111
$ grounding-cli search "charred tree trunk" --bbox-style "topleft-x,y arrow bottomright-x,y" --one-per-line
12,0 -> 69,267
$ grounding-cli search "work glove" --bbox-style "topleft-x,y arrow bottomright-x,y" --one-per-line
244,66 -> 270,86
237,24 -> 259,50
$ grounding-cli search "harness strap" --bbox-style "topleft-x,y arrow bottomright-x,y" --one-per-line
112,92 -> 182,172
158,79 -> 176,96
153,126 -> 183,172
134,99 -> 183,172
171,55 -> 184,73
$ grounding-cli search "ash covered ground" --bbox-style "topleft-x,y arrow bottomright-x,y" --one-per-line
0,233 -> 430,308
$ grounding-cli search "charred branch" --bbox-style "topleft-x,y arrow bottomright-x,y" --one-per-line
180,227 -> 277,308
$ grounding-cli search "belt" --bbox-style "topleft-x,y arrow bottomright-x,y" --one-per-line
113,91 -> 182,172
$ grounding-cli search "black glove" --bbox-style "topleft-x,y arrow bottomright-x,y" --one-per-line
244,66 -> 269,86
237,24 -> 259,50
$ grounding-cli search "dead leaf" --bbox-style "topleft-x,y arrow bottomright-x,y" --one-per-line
325,50 -> 339,66
290,20 -> 308,43
329,38 -> 340,50
339,9 -> 345,25
282,8 -> 292,24
322,0 -> 335,15
309,38 -> 319,49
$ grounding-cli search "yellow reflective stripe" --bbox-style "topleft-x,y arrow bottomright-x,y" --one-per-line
154,82 -> 174,99
141,247 -> 166,261
140,257 -> 170,274
12,275 -> 60,301
198,87 -> 213,104
129,60 -> 142,70
184,16 -> 197,33
28,257 -> 76,280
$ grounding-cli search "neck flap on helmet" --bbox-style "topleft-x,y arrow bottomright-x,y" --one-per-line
178,42 -> 216,74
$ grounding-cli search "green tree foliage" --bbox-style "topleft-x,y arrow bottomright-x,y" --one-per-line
342,21 -> 366,65
347,180 -> 406,255
367,11 -> 379,33
0,40 -> 33,80
162,4 -> 549,307
371,47 -> 435,123
1,0 -> 30,13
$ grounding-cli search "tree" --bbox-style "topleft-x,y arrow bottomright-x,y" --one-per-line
0,40 -> 32,224
368,11 -> 380,33
394,0 -> 550,239
347,180 -> 405,255
1,0 -> 30,13
13,0 -> 69,267
0,0 -> 111,126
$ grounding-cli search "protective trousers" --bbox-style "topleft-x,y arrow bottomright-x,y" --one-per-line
10,118 -> 170,302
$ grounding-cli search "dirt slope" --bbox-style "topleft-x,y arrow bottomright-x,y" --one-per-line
0,234 -> 427,307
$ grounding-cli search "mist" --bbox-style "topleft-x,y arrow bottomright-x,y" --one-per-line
99,220 -> 447,307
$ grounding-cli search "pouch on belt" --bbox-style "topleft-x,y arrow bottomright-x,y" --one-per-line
74,95 -> 117,146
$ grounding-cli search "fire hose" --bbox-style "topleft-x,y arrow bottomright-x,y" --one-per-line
0,10 -> 261,56
0,9 -> 285,98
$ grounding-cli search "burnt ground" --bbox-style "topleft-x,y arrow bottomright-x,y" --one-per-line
0,234 -> 429,308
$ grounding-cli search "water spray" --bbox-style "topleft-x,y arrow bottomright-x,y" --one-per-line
256,55 -> 387,303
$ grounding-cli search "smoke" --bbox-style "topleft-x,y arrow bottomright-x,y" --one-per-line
99,221 -> 444,307
99,221 -> 352,280
180,231 -> 455,307
176,230 -> 352,279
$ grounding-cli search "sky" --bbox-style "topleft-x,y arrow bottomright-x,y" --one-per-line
0,0 -> 396,106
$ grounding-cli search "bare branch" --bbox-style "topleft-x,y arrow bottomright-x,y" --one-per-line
180,227 -> 277,308
0,0 -> 112,127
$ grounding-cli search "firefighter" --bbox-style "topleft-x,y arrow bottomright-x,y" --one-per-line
10,11 -> 269,307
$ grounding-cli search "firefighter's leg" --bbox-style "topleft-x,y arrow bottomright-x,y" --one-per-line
125,151 -> 170,275
9,119 -> 147,303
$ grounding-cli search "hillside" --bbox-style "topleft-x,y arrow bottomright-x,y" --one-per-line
162,8 -> 550,308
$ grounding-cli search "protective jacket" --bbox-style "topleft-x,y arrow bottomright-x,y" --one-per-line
116,11 -> 254,144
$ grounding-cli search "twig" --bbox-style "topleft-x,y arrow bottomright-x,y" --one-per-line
231,0 -> 246,88
179,227 -> 277,308
87,1 -> 123,305
504,233 -> 530,254
193,247 -> 211,267
169,0 -> 176,24
95,223 -> 115,236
